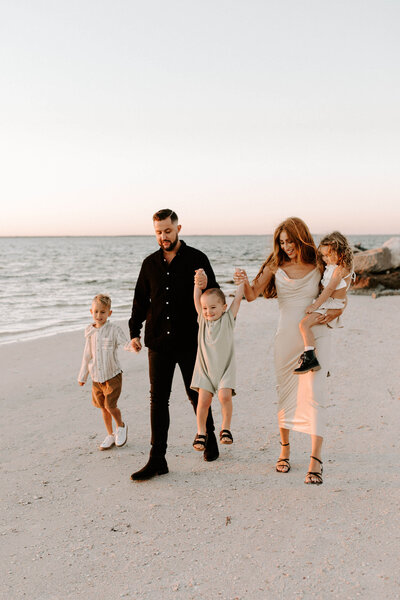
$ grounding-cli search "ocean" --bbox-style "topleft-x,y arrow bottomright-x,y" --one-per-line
0,234 -> 394,344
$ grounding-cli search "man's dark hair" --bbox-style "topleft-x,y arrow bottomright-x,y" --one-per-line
153,209 -> 178,223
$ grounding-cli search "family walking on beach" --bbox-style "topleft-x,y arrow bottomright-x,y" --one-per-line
78,209 -> 354,486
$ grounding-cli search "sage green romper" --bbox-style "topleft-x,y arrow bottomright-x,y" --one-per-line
190,308 -> 236,396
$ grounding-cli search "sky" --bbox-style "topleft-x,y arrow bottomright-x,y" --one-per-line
1,0 -> 399,236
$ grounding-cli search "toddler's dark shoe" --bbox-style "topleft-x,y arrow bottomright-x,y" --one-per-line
294,349 -> 321,374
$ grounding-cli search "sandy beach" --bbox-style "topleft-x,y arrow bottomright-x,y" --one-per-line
1,295 -> 400,600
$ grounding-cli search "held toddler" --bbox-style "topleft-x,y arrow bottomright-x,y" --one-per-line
294,232 -> 354,374
78,294 -> 128,450
190,269 -> 244,450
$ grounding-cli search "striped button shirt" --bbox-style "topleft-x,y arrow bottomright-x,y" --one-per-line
78,321 -> 127,384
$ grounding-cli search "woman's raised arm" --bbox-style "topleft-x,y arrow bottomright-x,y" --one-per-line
234,266 -> 273,302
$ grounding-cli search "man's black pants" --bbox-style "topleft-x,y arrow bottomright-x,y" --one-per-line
148,346 -> 215,458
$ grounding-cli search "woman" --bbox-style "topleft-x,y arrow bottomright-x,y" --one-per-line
235,217 -> 344,484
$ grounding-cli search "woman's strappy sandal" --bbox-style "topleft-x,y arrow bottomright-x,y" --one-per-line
220,429 -> 233,445
192,434 -> 208,451
276,442 -> 290,473
304,455 -> 323,485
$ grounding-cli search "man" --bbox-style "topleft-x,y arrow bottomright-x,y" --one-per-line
129,209 -> 219,480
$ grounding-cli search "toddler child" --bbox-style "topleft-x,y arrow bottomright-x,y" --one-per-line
191,269 -> 244,450
294,231 -> 354,374
78,294 -> 128,450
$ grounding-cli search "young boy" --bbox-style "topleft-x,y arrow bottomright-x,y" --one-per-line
191,271 -> 244,451
78,294 -> 128,450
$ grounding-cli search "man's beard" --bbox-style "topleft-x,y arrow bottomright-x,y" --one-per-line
160,237 -> 178,252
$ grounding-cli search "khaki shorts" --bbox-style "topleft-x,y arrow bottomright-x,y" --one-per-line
92,373 -> 122,410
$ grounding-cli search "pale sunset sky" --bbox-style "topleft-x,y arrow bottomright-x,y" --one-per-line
1,0 -> 399,236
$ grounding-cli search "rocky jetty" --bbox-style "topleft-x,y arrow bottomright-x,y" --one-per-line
352,237 -> 400,295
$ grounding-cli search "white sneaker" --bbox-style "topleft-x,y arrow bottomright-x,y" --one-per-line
115,423 -> 128,447
99,433 -> 115,450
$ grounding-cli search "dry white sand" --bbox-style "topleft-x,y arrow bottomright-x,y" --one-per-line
1,296 -> 400,600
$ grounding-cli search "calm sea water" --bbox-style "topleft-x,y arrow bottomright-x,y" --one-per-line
0,234 -> 393,344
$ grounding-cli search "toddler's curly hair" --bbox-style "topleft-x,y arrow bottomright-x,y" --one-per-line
318,231 -> 353,271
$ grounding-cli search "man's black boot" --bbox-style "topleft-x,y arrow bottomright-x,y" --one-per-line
203,431 -> 219,462
294,349 -> 321,374
130,456 -> 169,481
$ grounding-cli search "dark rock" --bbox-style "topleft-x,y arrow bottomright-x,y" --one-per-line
352,268 -> 400,290
353,243 -> 367,252
372,289 -> 400,298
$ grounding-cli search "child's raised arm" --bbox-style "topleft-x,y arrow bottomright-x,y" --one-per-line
229,282 -> 244,318
193,269 -> 204,315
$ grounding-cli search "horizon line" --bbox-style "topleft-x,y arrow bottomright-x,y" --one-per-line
0,232 -> 398,239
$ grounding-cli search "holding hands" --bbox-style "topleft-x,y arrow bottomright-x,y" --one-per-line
233,268 -> 248,285
194,268 -> 208,289
127,337 -> 142,353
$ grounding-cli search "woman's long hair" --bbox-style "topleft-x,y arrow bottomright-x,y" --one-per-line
255,217 -> 318,298
318,231 -> 353,271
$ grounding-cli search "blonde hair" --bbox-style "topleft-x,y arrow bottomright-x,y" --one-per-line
255,217 -> 318,298
202,288 -> 226,304
318,231 -> 353,271
92,294 -> 112,308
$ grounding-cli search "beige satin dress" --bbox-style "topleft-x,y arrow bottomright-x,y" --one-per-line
274,267 -> 331,437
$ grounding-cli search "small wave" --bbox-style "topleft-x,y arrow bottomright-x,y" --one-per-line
0,323 -> 56,338
0,324 -> 84,345
74,278 -> 120,286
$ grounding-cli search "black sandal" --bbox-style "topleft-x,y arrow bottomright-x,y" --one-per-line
276,441 -> 291,473
219,429 -> 233,444
305,455 -> 323,485
192,434 -> 207,451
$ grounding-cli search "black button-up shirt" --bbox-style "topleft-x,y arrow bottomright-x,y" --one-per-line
129,240 -> 218,351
